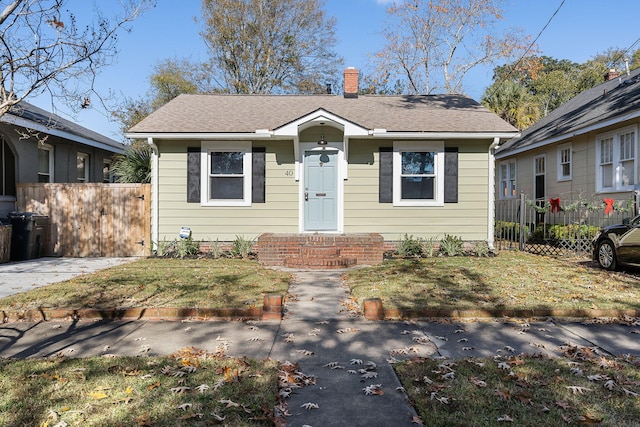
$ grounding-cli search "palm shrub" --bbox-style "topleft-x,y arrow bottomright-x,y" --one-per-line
111,144 -> 152,183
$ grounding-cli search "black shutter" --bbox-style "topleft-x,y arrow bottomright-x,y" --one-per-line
252,147 -> 266,203
187,147 -> 201,203
444,147 -> 458,203
379,147 -> 393,203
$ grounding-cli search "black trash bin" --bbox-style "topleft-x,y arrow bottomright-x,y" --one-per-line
8,212 -> 49,261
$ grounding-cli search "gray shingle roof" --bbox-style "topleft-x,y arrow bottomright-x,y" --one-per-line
5,101 -> 124,153
128,93 -> 518,134
497,67 -> 640,155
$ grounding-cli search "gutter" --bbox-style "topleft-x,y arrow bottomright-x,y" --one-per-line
487,137 -> 500,250
147,137 -> 159,251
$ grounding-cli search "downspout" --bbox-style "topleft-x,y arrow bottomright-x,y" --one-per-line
487,137 -> 500,251
147,137 -> 159,252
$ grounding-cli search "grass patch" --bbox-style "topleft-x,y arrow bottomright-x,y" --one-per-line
0,258 -> 290,311
346,251 -> 640,312
395,348 -> 640,426
0,349 -> 279,426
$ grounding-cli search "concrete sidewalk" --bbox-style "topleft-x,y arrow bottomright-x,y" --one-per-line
1,267 -> 640,426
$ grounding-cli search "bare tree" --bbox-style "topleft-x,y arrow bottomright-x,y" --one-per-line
0,0 -> 154,119
200,0 -> 342,94
372,0 -> 530,95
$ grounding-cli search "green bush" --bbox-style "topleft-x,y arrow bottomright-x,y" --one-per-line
396,234 -> 424,258
495,220 -> 529,241
473,241 -> 490,257
156,237 -> 201,258
439,234 -> 464,256
231,235 -> 255,259
530,223 -> 600,242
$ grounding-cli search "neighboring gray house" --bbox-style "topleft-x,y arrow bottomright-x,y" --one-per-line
495,68 -> 640,207
0,101 -> 126,216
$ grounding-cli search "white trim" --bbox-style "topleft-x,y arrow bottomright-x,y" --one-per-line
126,132 -> 274,140
533,154 -> 546,199
298,142 -> 344,233
557,142 -> 572,182
38,143 -> 54,183
595,124 -> 638,193
77,152 -> 89,182
200,141 -> 252,207
373,130 -> 519,140
498,159 -> 517,199
147,137 -> 159,251
393,141 -> 444,207
488,138 -> 500,250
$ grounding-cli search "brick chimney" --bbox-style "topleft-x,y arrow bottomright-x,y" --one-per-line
344,67 -> 358,98
605,69 -> 620,81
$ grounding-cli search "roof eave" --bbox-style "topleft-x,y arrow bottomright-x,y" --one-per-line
3,114 -> 124,154
495,109 -> 640,160
370,130 -> 520,140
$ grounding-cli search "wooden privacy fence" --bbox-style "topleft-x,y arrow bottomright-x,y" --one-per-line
17,183 -> 151,257
495,192 -> 638,257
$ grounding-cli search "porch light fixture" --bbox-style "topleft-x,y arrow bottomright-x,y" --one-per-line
317,122 -> 328,145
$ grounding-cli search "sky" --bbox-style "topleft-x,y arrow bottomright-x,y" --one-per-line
27,0 -> 640,142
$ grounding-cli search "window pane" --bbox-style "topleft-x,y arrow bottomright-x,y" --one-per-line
77,156 -> 86,181
509,162 -> 516,179
602,164 -> 613,187
562,163 -> 571,177
621,160 -> 634,186
401,176 -> 434,199
401,152 -> 434,175
38,149 -> 49,173
211,152 -> 243,174
210,177 -> 244,199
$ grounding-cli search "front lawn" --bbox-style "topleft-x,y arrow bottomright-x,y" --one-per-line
0,258 -> 291,311
0,349 -> 280,427
395,347 -> 640,426
346,251 -> 640,313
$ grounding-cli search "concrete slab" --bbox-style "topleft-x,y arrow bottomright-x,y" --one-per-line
0,257 -> 138,298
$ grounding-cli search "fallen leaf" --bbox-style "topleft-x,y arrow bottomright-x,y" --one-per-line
89,391 -> 109,400
147,382 -> 161,391
300,402 -> 319,410
497,414 -> 513,422
219,398 -> 240,408
363,384 -> 384,395
576,413 -> 603,424
555,400 -> 571,409
566,386 -> 591,395
177,403 -> 192,411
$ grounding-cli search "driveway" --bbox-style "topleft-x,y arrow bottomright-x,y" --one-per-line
0,257 -> 138,298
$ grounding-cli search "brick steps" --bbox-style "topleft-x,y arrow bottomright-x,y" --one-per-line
257,233 -> 384,268
284,245 -> 357,269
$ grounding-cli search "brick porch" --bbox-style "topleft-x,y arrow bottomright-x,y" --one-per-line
256,233 -> 385,269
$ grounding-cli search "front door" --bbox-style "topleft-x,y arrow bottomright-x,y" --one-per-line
304,150 -> 338,231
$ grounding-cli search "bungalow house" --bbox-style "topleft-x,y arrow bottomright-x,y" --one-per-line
126,68 -> 519,266
0,101 -> 126,216
495,67 -> 640,212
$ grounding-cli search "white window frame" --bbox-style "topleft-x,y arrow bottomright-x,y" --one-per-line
557,143 -> 572,181
596,125 -> 638,193
392,141 -> 444,207
38,144 -> 54,183
77,152 -> 89,182
498,159 -> 517,199
200,141 -> 252,207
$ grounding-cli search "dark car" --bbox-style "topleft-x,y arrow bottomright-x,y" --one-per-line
592,215 -> 640,270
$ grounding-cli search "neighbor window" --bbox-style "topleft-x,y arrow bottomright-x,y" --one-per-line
102,159 -> 113,183
499,160 -> 517,199
596,125 -> 637,192
201,141 -> 252,206
77,153 -> 89,182
0,137 -> 16,196
38,144 -> 54,183
558,143 -> 572,181
393,141 -> 444,206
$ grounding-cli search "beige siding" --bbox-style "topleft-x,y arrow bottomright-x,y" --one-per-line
156,140 -> 298,241
156,138 -> 494,243
497,117 -> 640,201
345,139 -> 491,241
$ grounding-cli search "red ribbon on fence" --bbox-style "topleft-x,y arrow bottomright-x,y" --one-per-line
549,198 -> 561,213
603,198 -> 615,214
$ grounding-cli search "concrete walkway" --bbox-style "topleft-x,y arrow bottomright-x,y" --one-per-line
1,267 -> 640,426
